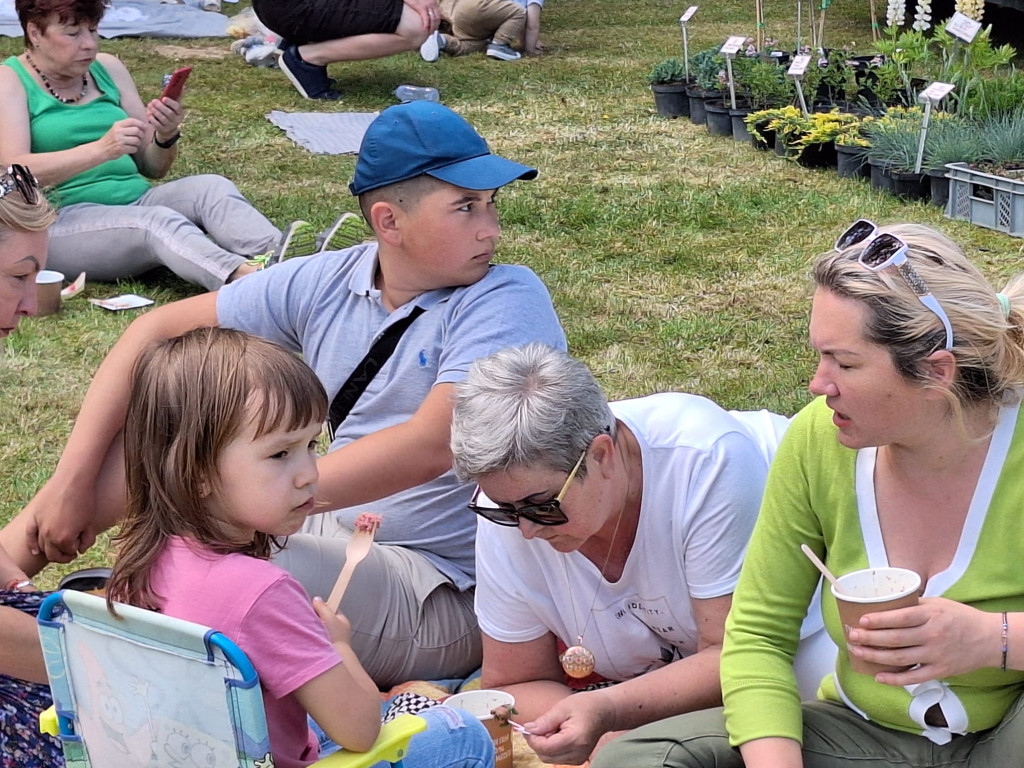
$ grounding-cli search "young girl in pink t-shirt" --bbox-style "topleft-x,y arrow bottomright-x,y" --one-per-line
106,326 -> 493,768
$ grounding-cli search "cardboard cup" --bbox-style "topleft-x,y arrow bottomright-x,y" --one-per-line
443,689 -> 515,768
35,270 -> 64,317
831,566 -> 922,675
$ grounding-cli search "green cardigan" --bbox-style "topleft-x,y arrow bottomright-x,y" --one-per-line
722,396 -> 1024,747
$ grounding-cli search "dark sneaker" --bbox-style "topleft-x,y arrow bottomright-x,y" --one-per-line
420,30 -> 442,62
486,42 -> 521,61
279,45 -> 341,100
318,212 -> 368,252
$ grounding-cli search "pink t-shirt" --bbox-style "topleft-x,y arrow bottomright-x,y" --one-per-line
149,537 -> 343,768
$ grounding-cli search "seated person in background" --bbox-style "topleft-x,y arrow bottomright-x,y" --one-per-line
449,343 -> 834,766
0,0 -> 323,292
593,222 -> 1024,768
430,0 -> 525,61
1,101 -> 567,689
255,0 -> 442,100
107,326 -> 494,768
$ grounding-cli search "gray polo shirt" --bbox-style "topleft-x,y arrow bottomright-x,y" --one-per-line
217,243 -> 566,589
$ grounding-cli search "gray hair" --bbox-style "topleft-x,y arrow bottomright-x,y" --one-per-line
451,343 -> 615,481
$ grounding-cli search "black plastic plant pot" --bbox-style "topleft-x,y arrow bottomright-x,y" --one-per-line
750,122 -> 775,151
869,159 -> 896,194
836,145 -> 869,179
730,108 -> 752,142
651,83 -> 690,118
891,170 -> 930,201
704,101 -> 733,137
686,86 -> 719,126
928,169 -> 951,208
797,141 -> 838,169
775,134 -> 802,158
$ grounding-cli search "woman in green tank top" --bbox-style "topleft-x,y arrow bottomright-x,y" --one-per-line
0,0 -> 322,291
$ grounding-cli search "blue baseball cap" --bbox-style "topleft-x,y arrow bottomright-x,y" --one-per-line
349,102 -> 537,196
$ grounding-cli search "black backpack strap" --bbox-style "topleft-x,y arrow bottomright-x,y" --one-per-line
326,306 -> 427,440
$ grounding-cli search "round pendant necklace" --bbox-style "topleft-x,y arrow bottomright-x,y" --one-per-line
24,51 -> 88,104
560,503 -> 627,679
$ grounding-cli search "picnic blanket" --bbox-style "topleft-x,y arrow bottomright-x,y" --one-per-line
0,0 -> 229,38
266,110 -> 380,155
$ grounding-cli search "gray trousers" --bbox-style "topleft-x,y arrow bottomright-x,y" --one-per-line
274,511 -> 482,689
48,175 -> 281,290
592,693 -> 1024,768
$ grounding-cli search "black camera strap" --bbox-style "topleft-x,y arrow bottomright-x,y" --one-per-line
326,306 -> 426,440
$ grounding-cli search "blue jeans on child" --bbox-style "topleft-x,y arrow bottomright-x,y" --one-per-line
310,704 -> 494,767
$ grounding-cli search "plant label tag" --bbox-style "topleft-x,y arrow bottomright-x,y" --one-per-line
946,12 -> 981,43
919,81 -> 955,104
679,6 -> 698,23
720,35 -> 746,57
788,54 -> 811,78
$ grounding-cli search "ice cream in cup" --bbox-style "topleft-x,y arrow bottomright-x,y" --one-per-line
831,566 -> 922,675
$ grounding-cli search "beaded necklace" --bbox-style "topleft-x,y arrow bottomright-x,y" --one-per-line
24,51 -> 88,104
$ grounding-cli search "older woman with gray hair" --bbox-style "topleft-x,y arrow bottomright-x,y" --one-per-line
450,343 -> 834,766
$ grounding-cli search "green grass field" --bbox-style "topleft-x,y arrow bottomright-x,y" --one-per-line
2,1 -> 1022,586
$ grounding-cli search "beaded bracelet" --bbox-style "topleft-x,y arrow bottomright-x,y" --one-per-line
1002,611 -> 1009,673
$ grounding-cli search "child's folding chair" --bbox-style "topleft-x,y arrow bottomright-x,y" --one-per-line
37,589 -> 425,768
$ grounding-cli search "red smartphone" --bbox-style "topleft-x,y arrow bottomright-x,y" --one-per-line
160,66 -> 192,101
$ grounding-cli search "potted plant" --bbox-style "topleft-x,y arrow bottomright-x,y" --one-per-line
921,116 -> 982,207
871,26 -> 933,107
792,110 -> 860,169
863,106 -> 928,199
745,107 -> 784,151
686,47 -> 723,126
763,106 -> 812,159
647,57 -> 690,119
732,57 -> 794,142
835,116 -> 873,179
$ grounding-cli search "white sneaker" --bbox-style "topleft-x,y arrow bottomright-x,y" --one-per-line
200,0 -> 221,11
486,42 -> 521,61
420,31 -> 442,62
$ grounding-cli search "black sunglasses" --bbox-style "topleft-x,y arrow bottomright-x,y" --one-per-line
467,448 -> 587,527
0,165 -> 40,206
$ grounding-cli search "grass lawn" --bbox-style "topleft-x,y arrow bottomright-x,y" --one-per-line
1,0 -> 1022,587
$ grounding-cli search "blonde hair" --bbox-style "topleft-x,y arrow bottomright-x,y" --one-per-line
0,187 -> 55,237
107,327 -> 327,612
814,222 -> 1024,417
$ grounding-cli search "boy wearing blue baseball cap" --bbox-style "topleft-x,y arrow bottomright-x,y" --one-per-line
6,102 -> 566,687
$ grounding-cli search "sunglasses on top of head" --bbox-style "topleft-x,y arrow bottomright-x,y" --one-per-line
0,165 -> 40,206
833,219 -> 954,351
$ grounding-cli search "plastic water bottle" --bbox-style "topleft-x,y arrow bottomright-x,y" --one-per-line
394,85 -> 440,103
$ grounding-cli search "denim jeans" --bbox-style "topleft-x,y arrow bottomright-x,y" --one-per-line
48,174 -> 282,290
310,705 -> 495,767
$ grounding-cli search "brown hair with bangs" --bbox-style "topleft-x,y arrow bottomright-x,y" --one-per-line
106,327 -> 327,613
17,0 -> 106,45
